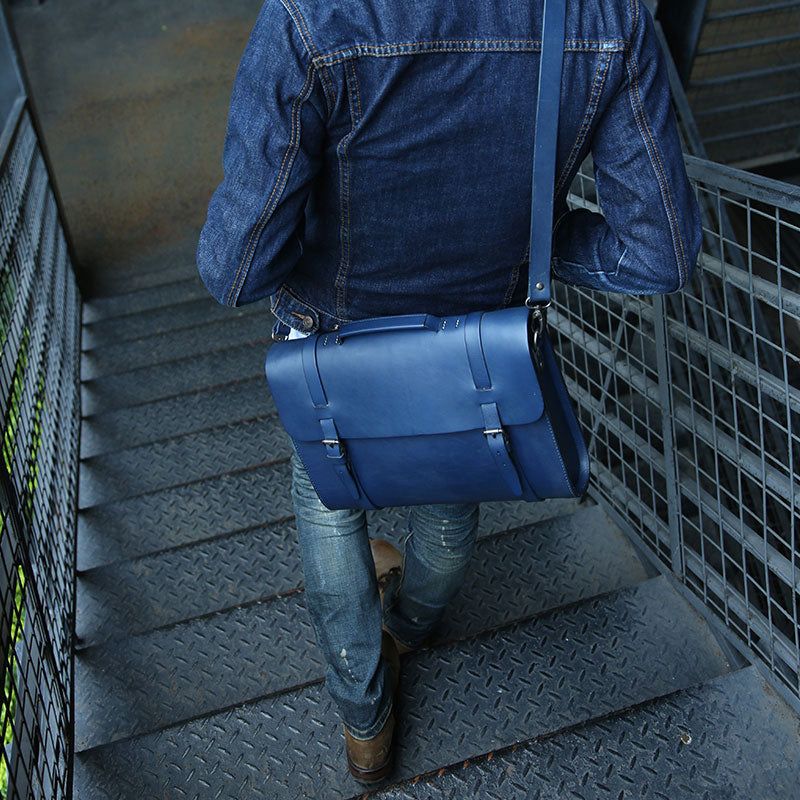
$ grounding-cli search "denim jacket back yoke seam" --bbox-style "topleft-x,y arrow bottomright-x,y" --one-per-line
197,0 -> 702,333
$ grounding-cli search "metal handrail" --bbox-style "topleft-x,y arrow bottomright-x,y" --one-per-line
558,150 -> 800,707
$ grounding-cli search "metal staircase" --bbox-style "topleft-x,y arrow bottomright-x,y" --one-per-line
1,1 -> 799,798
680,0 -> 800,169
69,259 -> 797,798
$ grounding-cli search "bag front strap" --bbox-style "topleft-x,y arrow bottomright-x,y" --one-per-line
464,312 -> 491,391
480,403 -> 523,497
527,0 -> 567,306
302,335 -> 328,408
319,417 -> 361,502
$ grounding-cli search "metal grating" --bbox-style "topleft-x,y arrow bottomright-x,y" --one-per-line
556,153 -> 800,703
0,106 -> 80,799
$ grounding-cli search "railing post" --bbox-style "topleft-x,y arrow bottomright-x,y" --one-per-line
651,294 -> 683,577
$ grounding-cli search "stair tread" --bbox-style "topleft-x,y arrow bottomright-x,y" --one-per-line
76,459 -> 294,569
80,375 -> 272,458
73,575 -> 731,798
80,310 -> 270,380
82,296 -> 263,350
75,498 -> 584,645
371,665 -> 799,800
82,277 -> 211,322
78,415 -> 290,507
81,340 -> 267,415
75,505 -> 645,744
84,241 -> 203,298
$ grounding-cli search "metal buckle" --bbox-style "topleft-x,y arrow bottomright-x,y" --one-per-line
528,302 -> 551,352
483,427 -> 511,450
322,438 -> 345,458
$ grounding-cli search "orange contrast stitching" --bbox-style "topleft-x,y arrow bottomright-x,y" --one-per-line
226,63 -> 315,305
626,48 -> 688,284
334,61 -> 360,317
279,0 -> 335,113
313,39 -> 628,67
555,51 -> 611,198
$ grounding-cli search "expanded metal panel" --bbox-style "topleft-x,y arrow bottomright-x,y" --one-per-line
556,155 -> 800,702
0,109 -> 80,799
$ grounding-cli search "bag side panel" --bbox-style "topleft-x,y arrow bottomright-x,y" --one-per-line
534,333 -> 591,495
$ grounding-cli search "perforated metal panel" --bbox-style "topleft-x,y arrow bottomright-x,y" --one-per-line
0,106 -> 80,799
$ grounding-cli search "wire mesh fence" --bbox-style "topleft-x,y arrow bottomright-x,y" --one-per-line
0,106 -> 80,799
556,153 -> 800,703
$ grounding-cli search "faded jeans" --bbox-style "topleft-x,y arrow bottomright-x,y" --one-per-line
291,451 -> 479,738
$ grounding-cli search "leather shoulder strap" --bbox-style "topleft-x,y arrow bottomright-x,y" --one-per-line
527,0 -> 567,306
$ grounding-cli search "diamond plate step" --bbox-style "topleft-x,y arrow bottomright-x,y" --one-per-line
80,310 -> 270,379
372,666 -> 799,800
73,576 -> 730,798
87,243 -> 202,298
79,415 -> 290,507
77,459 -> 293,570
82,277 -> 211,322
76,507 -> 647,748
76,501 -> 612,645
81,340 -> 267,415
80,376 -> 272,457
77,440 -> 575,570
76,441 -> 582,571
81,296 -> 263,349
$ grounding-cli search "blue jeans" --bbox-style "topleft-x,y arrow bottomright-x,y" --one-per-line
291,452 -> 479,738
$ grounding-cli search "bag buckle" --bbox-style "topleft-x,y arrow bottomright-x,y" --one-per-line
322,438 -> 345,459
483,427 -> 510,449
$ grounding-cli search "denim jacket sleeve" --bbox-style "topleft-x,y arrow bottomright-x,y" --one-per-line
551,2 -> 702,295
196,1 -> 327,306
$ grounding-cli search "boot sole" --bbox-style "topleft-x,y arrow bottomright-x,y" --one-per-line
346,751 -> 394,784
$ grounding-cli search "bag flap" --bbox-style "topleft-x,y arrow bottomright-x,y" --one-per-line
265,307 -> 547,441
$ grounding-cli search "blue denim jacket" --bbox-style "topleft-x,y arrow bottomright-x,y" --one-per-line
197,0 -> 702,334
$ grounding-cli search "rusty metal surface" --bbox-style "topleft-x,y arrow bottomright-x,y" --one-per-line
9,0 -> 263,294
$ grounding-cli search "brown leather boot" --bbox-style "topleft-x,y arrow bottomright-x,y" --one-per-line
344,711 -> 395,783
369,538 -> 402,600
344,632 -> 400,783
369,539 -> 419,655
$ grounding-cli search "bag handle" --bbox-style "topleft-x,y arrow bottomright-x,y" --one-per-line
336,313 -> 440,340
526,0 -> 567,308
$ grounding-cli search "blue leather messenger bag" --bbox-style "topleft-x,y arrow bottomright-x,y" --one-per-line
265,0 -> 590,510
